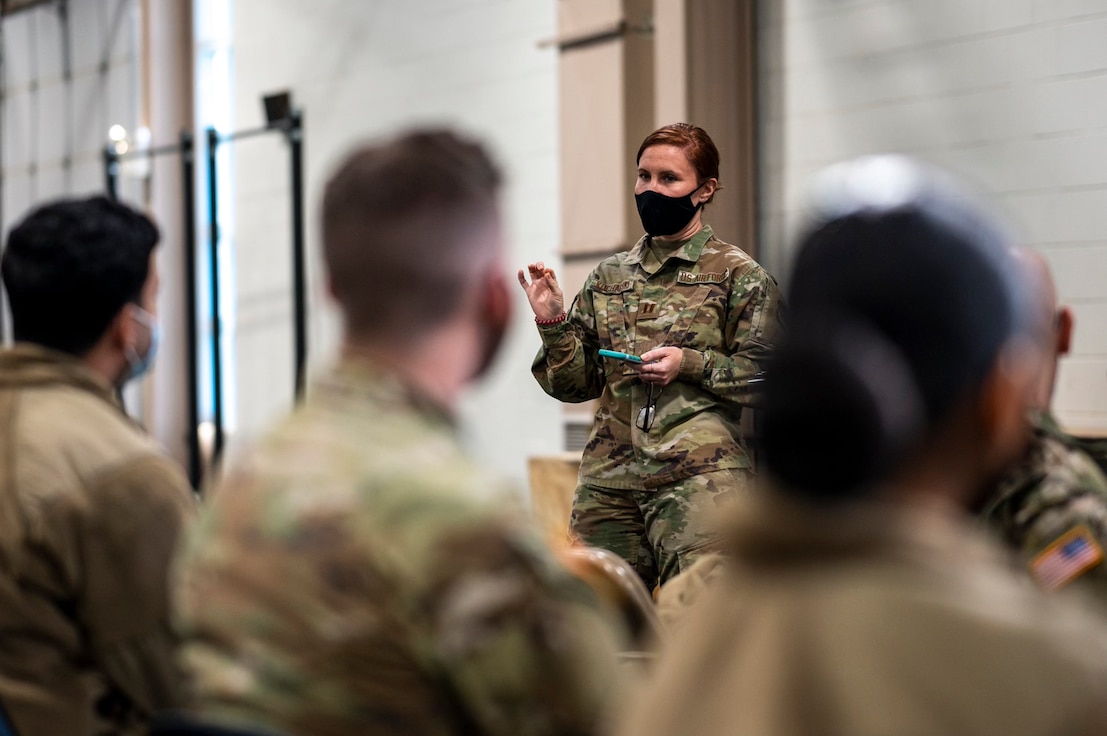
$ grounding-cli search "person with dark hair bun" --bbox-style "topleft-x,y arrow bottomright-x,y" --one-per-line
617,156 -> 1107,736
519,123 -> 784,591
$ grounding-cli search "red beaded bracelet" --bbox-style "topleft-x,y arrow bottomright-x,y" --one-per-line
535,312 -> 567,326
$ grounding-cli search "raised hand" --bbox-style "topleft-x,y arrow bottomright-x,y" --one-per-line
517,261 -> 566,320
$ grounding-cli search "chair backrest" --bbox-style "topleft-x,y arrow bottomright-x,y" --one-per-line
0,700 -> 17,736
149,712 -> 287,736
556,544 -> 664,648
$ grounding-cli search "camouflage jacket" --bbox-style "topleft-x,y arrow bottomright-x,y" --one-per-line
175,359 -> 625,736
980,411 -> 1107,594
532,226 -> 783,490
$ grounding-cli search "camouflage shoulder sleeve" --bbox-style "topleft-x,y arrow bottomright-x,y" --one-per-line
418,520 -> 627,736
690,262 -> 784,409
1069,435 -> 1107,479
531,268 -> 606,404
1012,441 -> 1107,594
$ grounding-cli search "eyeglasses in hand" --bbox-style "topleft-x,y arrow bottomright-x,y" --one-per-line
636,382 -> 659,432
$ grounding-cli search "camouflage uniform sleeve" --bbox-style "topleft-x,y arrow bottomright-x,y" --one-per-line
678,264 -> 784,408
419,522 -> 626,736
530,272 -> 606,403
1009,447 -> 1107,596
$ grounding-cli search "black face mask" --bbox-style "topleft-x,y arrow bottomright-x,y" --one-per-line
635,184 -> 705,237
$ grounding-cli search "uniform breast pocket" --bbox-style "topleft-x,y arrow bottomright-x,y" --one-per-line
592,280 -> 634,346
667,270 -> 729,348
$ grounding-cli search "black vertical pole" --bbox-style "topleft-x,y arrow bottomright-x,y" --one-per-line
206,127 -> 225,462
289,109 -> 307,401
180,130 -> 202,490
103,144 -> 120,200
102,145 -> 123,409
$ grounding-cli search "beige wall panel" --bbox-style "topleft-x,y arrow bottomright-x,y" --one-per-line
621,0 -> 656,242
559,41 -> 629,255
687,0 -> 757,256
528,453 -> 583,548
145,0 -> 195,470
558,0 -> 622,36
558,0 -> 654,256
653,0 -> 688,124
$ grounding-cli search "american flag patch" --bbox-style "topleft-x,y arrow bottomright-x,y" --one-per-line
1030,526 -> 1104,591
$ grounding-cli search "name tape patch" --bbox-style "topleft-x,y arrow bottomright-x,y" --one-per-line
677,268 -> 730,285
593,280 -> 633,295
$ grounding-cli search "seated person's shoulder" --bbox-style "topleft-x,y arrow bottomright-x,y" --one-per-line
17,385 -> 191,509
656,552 -> 730,632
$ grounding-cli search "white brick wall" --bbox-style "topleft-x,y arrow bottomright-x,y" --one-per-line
1,1 -> 203,468
1,0 -> 140,229
228,0 -> 563,489
760,0 -> 1107,432
1,0 -> 154,417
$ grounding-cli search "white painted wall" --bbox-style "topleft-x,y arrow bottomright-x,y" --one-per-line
226,0 -> 563,489
759,0 -> 1107,432
1,1 -> 140,227
1,1 -> 199,469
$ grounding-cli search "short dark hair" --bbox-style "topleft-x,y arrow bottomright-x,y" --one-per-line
2,196 -> 159,355
322,129 -> 502,342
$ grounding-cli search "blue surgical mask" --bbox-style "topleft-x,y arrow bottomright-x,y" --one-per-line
124,306 -> 161,383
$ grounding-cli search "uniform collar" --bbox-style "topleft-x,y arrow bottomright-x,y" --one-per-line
0,343 -> 121,408
625,224 -> 714,272
311,357 -> 458,430
1031,409 -> 1064,439
725,491 -> 1000,573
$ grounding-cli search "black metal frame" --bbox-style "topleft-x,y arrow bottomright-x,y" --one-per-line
104,132 -> 203,489
102,109 -> 306,483
204,108 -> 307,463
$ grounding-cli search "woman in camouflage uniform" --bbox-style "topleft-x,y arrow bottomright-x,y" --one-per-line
519,123 -> 783,590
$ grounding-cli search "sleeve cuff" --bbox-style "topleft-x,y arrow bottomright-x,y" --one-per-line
537,319 -> 572,348
679,348 -> 706,382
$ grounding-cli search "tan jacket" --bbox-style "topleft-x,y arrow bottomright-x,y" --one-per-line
620,496 -> 1107,736
0,345 -> 194,735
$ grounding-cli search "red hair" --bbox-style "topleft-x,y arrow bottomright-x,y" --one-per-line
636,123 -> 720,203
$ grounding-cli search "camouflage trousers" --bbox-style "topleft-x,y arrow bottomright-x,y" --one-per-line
568,468 -> 750,591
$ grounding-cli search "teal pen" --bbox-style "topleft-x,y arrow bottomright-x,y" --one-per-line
598,349 -> 644,363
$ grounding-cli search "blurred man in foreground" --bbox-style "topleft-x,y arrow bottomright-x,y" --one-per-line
172,129 -> 625,736
0,196 -> 194,734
